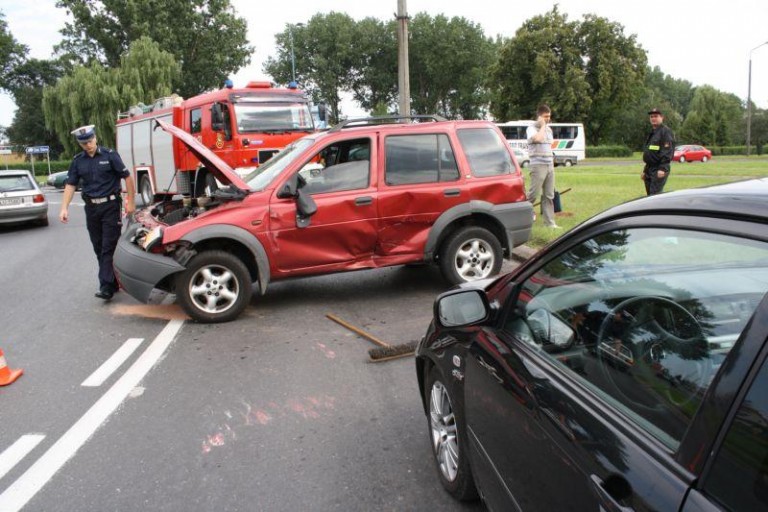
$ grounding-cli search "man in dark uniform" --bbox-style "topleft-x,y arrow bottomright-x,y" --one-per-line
641,108 -> 675,195
59,125 -> 136,300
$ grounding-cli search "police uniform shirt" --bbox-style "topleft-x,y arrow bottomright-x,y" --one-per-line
67,146 -> 130,198
643,125 -> 675,172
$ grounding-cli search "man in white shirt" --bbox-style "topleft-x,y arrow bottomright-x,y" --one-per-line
526,104 -> 559,228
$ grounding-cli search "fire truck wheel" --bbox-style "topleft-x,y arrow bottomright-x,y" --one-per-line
175,250 -> 252,323
140,176 -> 153,206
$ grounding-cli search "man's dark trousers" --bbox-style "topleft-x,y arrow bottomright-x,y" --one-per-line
85,200 -> 122,292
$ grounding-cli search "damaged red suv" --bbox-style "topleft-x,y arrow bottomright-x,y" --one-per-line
114,116 -> 533,322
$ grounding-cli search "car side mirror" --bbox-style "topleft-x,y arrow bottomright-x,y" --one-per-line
211,102 -> 224,131
277,174 -> 317,228
526,309 -> 575,351
436,289 -> 490,327
277,174 -> 299,199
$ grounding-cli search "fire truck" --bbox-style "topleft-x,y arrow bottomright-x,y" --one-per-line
116,81 -> 315,204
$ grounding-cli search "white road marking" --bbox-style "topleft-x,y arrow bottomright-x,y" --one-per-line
0,436 -> 45,482
0,319 -> 184,512
81,338 -> 144,387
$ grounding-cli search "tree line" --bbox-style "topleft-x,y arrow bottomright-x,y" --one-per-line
1,3 -> 766,158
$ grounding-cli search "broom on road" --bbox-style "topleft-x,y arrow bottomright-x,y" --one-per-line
325,314 -> 418,362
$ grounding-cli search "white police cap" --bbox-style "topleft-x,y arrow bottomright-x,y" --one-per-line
71,124 -> 96,142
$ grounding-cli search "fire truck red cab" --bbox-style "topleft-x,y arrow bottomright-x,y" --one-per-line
117,81 -> 314,204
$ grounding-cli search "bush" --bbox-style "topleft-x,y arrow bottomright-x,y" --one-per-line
586,145 -> 633,158
710,146 -> 762,156
6,161 -> 71,176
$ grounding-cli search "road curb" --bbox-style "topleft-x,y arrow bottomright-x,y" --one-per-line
511,244 -> 538,263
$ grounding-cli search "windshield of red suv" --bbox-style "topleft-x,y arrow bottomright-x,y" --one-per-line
243,137 -> 316,191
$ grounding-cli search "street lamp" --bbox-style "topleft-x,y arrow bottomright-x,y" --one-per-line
288,23 -> 304,86
747,41 -> 768,156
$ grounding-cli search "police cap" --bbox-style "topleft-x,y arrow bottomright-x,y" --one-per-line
71,124 -> 96,142
648,108 -> 663,116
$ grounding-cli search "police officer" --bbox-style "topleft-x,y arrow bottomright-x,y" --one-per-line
642,108 -> 675,195
59,125 -> 136,300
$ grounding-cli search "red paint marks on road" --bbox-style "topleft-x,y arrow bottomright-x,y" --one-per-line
254,410 -> 272,425
313,342 -> 337,359
202,395 -> 337,454
202,432 -> 227,453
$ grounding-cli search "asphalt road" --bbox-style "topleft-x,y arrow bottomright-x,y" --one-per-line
0,189 -> 495,511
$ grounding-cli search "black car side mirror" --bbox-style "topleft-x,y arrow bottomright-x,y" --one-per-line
435,289 -> 490,327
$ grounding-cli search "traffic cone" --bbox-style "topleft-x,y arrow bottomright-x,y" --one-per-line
0,348 -> 23,386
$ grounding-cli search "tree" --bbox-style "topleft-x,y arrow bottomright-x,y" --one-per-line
408,13 -> 496,119
488,8 -> 589,123
608,66 -> 692,150
43,37 -> 179,155
488,7 -> 647,145
0,11 -> 28,92
264,12 -> 359,123
348,17 -> 398,114
577,14 -> 647,144
5,59 -> 66,156
265,12 -> 496,121
679,86 -> 742,146
54,0 -> 251,97
749,108 -> 768,154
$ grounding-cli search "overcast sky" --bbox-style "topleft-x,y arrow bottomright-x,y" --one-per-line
2,0 -> 768,128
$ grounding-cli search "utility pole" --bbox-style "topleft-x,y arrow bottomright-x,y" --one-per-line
747,41 -> 768,156
396,0 -> 411,118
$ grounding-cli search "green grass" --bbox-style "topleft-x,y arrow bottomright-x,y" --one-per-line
528,156 -> 768,248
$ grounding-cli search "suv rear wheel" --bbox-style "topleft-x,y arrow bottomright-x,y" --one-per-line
439,226 -> 503,285
175,250 -> 252,323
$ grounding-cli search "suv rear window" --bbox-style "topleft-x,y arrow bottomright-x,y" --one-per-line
458,127 -> 513,177
385,134 -> 459,185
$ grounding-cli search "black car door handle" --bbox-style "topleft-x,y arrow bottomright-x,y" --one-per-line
589,475 -> 633,512
355,196 -> 373,206
443,188 -> 461,197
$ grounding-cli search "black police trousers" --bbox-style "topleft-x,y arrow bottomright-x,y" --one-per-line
643,167 -> 669,196
84,199 -> 122,292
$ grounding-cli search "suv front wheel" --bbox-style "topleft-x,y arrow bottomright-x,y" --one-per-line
439,226 -> 503,285
175,250 -> 252,323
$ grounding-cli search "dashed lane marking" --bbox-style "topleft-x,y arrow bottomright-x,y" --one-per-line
0,319 -> 184,512
81,338 -> 144,387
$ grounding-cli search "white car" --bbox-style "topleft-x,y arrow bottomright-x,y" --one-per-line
0,169 -> 49,227
512,147 -> 530,168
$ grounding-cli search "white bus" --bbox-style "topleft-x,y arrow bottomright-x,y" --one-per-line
496,120 -> 586,163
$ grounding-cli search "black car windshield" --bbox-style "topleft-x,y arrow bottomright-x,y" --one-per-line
244,137 -> 316,191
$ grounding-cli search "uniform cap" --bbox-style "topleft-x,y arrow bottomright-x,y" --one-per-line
71,125 -> 96,142
648,108 -> 663,116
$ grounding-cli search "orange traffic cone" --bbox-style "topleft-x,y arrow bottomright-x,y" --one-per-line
0,348 -> 23,386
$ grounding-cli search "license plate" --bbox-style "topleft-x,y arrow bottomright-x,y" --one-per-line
0,198 -> 22,206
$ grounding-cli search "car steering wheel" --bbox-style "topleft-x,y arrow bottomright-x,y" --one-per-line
596,296 -> 709,410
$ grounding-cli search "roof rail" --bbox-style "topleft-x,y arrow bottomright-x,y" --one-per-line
328,114 -> 448,133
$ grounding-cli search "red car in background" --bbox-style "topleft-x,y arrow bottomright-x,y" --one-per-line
673,144 -> 712,163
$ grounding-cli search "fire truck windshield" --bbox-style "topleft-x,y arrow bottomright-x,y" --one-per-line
234,103 -> 314,133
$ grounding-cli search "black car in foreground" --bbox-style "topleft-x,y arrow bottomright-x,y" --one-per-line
416,178 -> 768,511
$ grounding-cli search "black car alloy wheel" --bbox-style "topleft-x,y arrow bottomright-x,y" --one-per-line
426,366 -> 478,501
